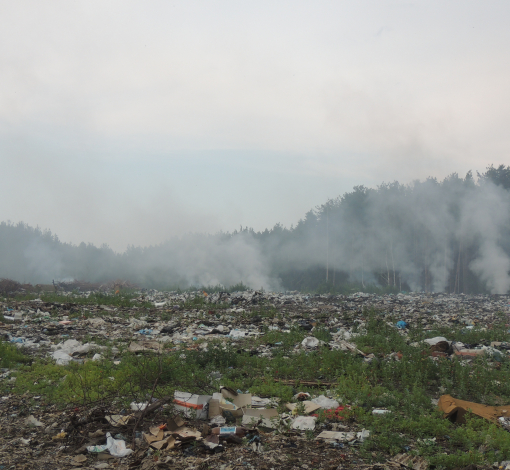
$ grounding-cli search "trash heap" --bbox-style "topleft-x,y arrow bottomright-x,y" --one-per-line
0,288 -> 510,469
1,290 -> 509,358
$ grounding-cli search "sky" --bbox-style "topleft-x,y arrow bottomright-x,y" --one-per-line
1,0 -> 510,251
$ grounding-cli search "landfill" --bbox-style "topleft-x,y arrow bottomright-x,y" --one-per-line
1,287 -> 510,469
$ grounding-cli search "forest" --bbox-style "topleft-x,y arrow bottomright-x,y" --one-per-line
1,164 -> 510,294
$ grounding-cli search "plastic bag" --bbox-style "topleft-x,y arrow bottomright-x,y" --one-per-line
87,432 -> 133,457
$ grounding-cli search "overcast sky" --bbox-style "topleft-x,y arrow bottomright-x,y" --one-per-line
1,0 -> 510,251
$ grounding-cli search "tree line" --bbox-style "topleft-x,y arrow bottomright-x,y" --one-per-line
1,164 -> 509,293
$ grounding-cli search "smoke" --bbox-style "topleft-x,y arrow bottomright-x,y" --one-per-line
127,232 -> 279,290
255,174 -> 510,293
462,183 -> 510,293
24,237 -> 63,282
1,173 -> 510,294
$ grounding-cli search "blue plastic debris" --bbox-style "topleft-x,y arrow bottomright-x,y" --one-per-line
10,337 -> 24,343
396,321 -> 408,329
330,442 -> 345,448
138,329 -> 153,335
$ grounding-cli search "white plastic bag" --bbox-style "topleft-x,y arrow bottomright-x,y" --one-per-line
106,432 -> 133,457
301,337 -> 320,348
87,432 -> 133,457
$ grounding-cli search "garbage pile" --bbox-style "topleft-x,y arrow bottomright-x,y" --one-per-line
0,288 -> 510,469
0,385 -> 373,470
0,290 -> 509,360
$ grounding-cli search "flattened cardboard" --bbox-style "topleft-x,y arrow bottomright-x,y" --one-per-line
241,414 -> 279,429
233,393 -> 252,408
242,408 -> 278,419
172,428 -> 202,442
149,426 -> 163,438
317,430 -> 357,441
286,401 -> 321,414
166,436 -> 176,449
317,430 -> 346,440
438,394 -> 510,424
150,437 -> 170,450
208,399 -> 221,418
143,432 -> 160,444
105,414 -> 132,426
220,386 -> 238,399
167,415 -> 186,432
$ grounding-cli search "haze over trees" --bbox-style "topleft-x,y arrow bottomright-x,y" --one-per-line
1,165 -> 510,294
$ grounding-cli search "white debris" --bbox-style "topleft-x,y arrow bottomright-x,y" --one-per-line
301,337 -> 321,348
51,350 -> 73,365
424,337 -> 450,346
291,416 -> 316,430
311,395 -> 340,409
25,415 -> 44,427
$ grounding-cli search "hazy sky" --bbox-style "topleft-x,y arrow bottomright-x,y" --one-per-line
1,0 -> 510,251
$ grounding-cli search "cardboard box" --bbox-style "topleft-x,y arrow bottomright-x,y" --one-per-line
173,391 -> 212,420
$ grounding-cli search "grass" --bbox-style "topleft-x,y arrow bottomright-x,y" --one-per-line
0,339 -> 30,368
2,307 -> 510,468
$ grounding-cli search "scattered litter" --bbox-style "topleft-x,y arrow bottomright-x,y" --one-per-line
311,395 -> 340,409
87,432 -> 133,457
316,429 -> 369,443
71,455 -> 88,465
391,453 -> 428,470
50,350 -> 74,365
438,394 -> 510,424
105,415 -> 132,426
424,336 -> 450,346
291,416 -> 316,430
228,329 -> 247,338
301,337 -> 322,348
130,402 -> 148,412
372,409 -> 391,415
128,341 -> 163,353
25,415 -> 43,427
174,391 -> 212,419
286,401 -> 321,415
1,287 -> 510,469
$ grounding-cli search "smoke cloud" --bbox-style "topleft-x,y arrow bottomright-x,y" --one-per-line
1,171 -> 510,294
